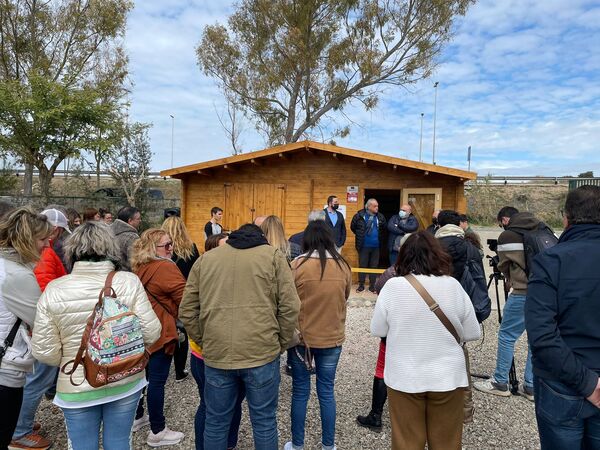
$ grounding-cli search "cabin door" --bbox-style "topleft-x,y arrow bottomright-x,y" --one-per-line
224,183 -> 286,231
401,188 -> 443,230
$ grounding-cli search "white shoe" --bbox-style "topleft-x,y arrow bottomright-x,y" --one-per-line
322,445 -> 337,450
284,441 -> 304,450
147,427 -> 184,447
132,414 -> 150,432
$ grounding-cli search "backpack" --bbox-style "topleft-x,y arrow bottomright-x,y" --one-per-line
62,271 -> 149,388
508,223 -> 558,278
459,244 -> 492,323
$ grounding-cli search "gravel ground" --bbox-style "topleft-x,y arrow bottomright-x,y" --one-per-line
34,303 -> 539,450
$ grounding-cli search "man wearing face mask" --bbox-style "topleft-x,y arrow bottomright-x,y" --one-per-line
387,204 -> 419,265
324,196 -> 346,253
426,210 -> 441,235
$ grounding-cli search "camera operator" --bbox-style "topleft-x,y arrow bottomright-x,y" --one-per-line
473,206 -> 541,401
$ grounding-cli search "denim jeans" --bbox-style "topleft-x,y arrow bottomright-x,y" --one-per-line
190,355 -> 244,450
137,348 -> 173,434
289,346 -> 342,448
534,377 -> 600,449
62,390 -> 141,450
204,356 -> 280,450
13,360 -> 59,439
493,293 -> 533,387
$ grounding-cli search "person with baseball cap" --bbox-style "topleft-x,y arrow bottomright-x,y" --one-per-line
10,208 -> 70,449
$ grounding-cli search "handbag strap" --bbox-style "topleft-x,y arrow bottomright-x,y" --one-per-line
0,318 -> 23,361
405,273 -> 461,344
61,271 -> 117,384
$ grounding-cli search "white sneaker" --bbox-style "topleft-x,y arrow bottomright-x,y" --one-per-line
473,378 -> 511,397
322,445 -> 337,450
132,414 -> 150,432
284,441 -> 304,450
147,427 -> 184,447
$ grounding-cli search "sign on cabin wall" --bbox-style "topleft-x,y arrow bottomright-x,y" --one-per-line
347,185 -> 358,203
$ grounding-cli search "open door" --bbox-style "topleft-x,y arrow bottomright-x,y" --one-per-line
402,188 -> 442,230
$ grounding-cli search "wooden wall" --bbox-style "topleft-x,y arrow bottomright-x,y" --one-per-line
179,151 -> 468,269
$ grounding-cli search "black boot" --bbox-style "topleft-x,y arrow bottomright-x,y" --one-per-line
356,377 -> 387,431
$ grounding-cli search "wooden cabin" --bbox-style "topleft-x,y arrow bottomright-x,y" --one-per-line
160,140 -> 476,269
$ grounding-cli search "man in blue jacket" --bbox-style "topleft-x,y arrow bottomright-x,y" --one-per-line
525,185 -> 600,449
387,204 -> 419,264
323,195 -> 346,252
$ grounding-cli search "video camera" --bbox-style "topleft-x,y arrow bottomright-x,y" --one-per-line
486,238 -> 502,275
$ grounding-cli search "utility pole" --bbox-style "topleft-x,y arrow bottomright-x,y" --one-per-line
468,145 -> 472,171
170,114 -> 175,168
432,81 -> 439,165
419,112 -> 424,162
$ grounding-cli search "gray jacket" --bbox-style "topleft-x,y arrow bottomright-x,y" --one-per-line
111,219 -> 139,271
0,248 -> 41,387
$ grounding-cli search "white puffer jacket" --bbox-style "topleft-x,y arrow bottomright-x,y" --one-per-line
0,249 -> 41,387
31,260 -> 162,395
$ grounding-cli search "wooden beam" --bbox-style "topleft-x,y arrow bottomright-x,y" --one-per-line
250,159 -> 263,166
393,164 -> 397,170
197,169 -> 212,176
362,159 -> 367,165
279,153 -> 288,160
223,164 -> 236,171
332,153 -> 338,159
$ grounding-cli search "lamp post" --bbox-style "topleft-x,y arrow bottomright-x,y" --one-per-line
170,114 -> 175,168
419,112 -> 424,162
468,145 -> 472,171
432,81 -> 439,165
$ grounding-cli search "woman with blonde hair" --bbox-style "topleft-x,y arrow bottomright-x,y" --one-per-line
0,207 -> 52,447
131,228 -> 186,447
260,215 -> 291,261
161,216 -> 199,381
30,221 -> 161,450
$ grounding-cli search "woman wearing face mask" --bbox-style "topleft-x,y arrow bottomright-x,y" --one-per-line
131,229 -> 186,447
387,204 -> 419,265
0,208 -> 52,447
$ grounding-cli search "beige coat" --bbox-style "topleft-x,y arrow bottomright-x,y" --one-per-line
31,261 -> 161,394
291,253 -> 352,348
180,243 -> 300,370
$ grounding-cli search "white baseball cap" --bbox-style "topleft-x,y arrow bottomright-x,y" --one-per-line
41,209 -> 71,234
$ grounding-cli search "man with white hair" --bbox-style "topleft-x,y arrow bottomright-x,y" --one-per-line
289,209 -> 326,250
351,199 -> 387,293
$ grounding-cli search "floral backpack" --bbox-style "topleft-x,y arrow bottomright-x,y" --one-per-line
62,271 -> 149,388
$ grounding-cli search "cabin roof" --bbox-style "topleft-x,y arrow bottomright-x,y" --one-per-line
160,140 -> 476,180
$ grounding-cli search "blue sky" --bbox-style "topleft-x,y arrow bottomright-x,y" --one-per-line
126,0 -> 600,176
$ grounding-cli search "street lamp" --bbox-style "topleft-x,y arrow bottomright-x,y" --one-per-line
419,112 -> 424,162
432,81 -> 439,165
170,114 -> 175,168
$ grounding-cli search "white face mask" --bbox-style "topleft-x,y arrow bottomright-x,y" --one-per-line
399,210 -> 408,219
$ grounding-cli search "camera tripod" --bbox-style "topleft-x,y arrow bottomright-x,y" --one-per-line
471,258 -> 520,395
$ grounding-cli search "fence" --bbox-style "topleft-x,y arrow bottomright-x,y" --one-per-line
0,195 -> 180,226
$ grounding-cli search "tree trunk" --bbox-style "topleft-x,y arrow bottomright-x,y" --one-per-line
96,157 -> 101,189
37,166 -> 53,203
23,163 -> 34,195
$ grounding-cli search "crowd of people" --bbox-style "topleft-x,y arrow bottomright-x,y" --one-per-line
0,184 -> 598,450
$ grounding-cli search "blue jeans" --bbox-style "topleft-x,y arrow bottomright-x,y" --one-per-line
137,349 -> 173,434
289,346 -> 342,448
390,250 -> 398,266
190,355 -> 244,450
494,293 -> 533,387
62,390 -> 141,450
204,356 -> 280,450
534,377 -> 600,449
13,360 -> 59,439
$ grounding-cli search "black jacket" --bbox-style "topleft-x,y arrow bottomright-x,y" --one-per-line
324,208 -> 347,248
350,209 -> 387,251
438,235 -> 469,280
172,243 -> 200,280
387,214 -> 419,252
525,224 -> 600,397
204,221 -> 223,238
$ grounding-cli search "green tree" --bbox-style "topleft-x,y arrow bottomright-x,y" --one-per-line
197,0 -> 474,146
0,0 -> 132,198
108,122 -> 153,207
578,171 -> 594,178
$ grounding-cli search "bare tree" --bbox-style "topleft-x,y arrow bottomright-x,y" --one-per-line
214,94 -> 245,155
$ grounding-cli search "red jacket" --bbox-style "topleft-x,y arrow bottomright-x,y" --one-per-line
34,242 -> 67,292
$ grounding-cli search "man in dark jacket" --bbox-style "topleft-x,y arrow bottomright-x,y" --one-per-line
387,204 -> 419,264
474,206 -> 540,400
324,195 -> 346,252
111,206 -> 141,271
350,199 -> 386,293
525,186 -> 600,449
425,209 -> 441,235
